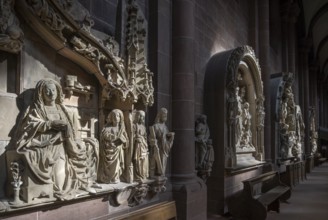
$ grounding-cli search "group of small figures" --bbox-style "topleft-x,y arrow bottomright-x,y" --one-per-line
9,79 -> 174,203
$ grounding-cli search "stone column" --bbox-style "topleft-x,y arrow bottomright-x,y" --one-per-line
258,0 -> 271,162
171,0 -> 206,220
280,2 -> 290,72
299,42 -> 310,156
288,4 -> 300,101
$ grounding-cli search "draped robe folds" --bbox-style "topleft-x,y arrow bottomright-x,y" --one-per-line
98,126 -> 127,184
16,103 -> 97,199
133,123 -> 149,181
149,123 -> 173,176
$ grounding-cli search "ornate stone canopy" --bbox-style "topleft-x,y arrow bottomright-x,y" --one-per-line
205,45 -> 265,170
12,0 -> 154,106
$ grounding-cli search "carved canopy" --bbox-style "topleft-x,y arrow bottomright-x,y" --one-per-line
11,0 -> 154,106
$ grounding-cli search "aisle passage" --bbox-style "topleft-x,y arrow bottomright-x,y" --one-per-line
267,162 -> 328,220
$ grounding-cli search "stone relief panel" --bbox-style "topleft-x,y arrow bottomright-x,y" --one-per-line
225,46 -> 265,168
309,107 -> 318,155
195,114 -> 214,181
0,0 -> 162,214
276,73 -> 304,160
1,80 -> 172,213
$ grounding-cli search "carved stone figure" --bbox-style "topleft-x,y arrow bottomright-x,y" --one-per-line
15,79 -> 99,201
195,114 -> 214,181
240,102 -> 254,149
278,73 -> 304,159
309,108 -> 318,155
235,87 -> 243,147
98,109 -> 128,184
149,108 -> 174,178
133,110 -> 149,181
195,114 -> 214,169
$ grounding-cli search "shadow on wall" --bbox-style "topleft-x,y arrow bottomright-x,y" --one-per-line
0,89 -> 34,199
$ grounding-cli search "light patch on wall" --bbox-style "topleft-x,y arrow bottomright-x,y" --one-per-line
210,42 -> 227,58
23,51 -> 60,90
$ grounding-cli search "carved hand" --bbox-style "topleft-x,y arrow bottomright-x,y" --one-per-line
51,120 -> 68,131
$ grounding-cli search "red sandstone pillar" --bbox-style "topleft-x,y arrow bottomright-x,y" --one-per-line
258,0 -> 271,162
171,0 -> 206,219
288,4 -> 300,101
299,42 -> 311,156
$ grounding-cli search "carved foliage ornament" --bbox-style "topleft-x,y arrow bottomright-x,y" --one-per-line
17,0 -> 153,106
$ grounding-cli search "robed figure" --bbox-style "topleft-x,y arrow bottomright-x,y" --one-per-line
15,79 -> 99,200
98,109 -> 128,184
133,110 -> 149,181
149,108 -> 175,178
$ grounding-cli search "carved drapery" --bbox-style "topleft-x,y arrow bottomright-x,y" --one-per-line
15,0 -> 154,106
225,46 -> 265,167
0,0 -> 159,213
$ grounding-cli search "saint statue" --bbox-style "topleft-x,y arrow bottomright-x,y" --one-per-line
149,108 -> 174,178
240,102 -> 254,149
195,114 -> 214,170
15,79 -> 99,200
133,110 -> 149,181
98,109 -> 128,184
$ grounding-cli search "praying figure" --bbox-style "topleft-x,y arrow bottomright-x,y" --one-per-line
98,109 -> 128,184
133,110 -> 149,181
149,108 -> 175,178
15,78 -> 99,200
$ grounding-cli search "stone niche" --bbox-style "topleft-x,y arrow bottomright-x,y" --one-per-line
0,0 -> 172,219
270,72 -> 305,187
270,72 -> 304,163
204,46 -> 266,214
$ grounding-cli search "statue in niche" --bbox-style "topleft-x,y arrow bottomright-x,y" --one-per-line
279,86 -> 297,158
149,108 -> 175,178
98,109 -> 128,184
235,86 -> 244,148
15,79 -> 99,201
278,73 -> 305,160
195,114 -> 214,180
240,102 -> 254,149
235,86 -> 254,151
293,105 -> 304,158
133,110 -> 149,181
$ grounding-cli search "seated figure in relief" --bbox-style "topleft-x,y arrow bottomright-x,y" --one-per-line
133,110 -> 149,181
149,108 -> 175,178
98,109 -> 128,184
15,79 -> 99,200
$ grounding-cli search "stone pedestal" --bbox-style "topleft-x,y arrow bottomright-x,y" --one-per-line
171,0 -> 207,219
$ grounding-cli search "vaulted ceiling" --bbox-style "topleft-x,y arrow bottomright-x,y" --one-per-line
301,0 -> 328,82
